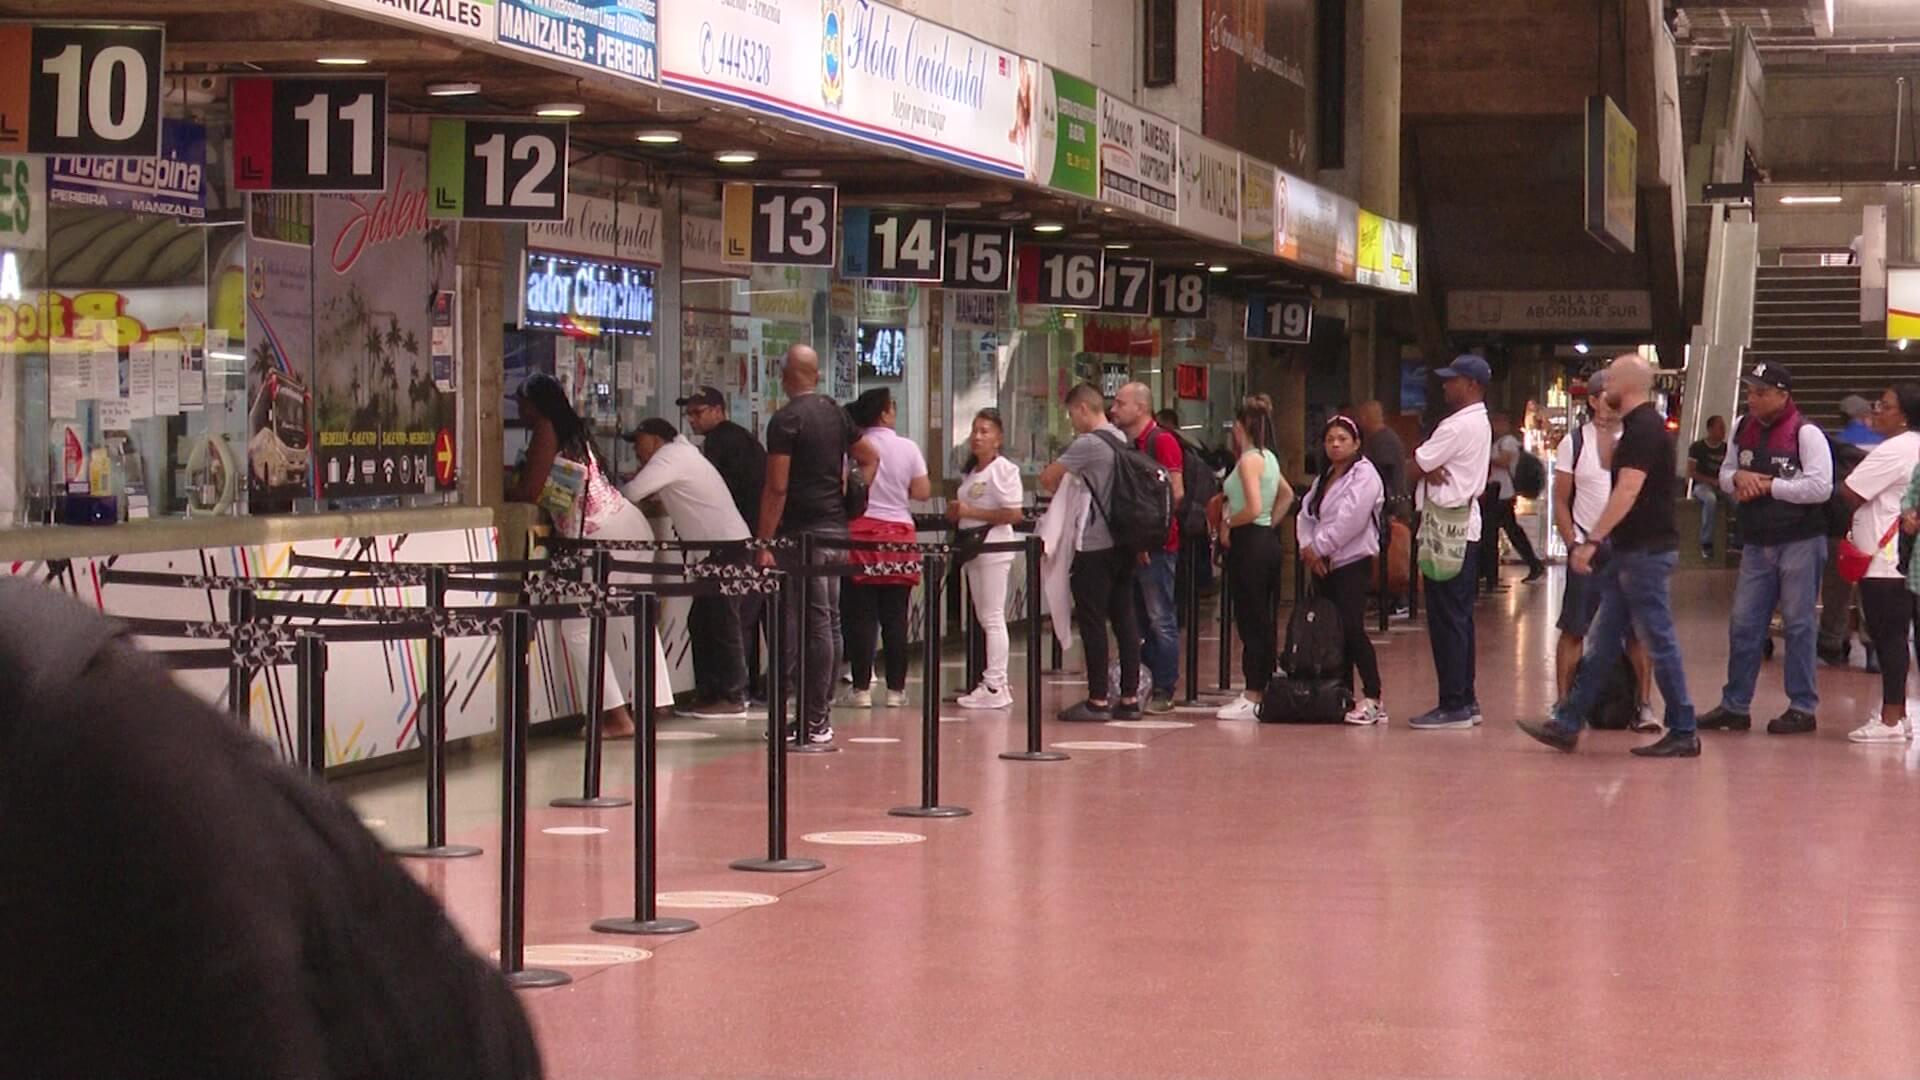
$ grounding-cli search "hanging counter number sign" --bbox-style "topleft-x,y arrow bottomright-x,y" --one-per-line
941,223 -> 1013,293
1016,244 -> 1104,309
427,117 -> 567,222
0,22 -> 164,156
1099,256 -> 1155,316
721,181 -> 835,267
231,76 -> 387,193
1151,268 -> 1209,318
1245,293 -> 1314,344
840,207 -> 944,282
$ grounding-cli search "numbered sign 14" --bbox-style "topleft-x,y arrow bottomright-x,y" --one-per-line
1016,244 -> 1104,309
941,224 -> 1013,293
1246,293 -> 1314,344
231,76 -> 388,193
841,207 -> 943,281
428,118 -> 567,222
722,182 -> 836,267
0,22 -> 164,156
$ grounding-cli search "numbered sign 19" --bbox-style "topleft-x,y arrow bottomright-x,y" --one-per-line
942,223 -> 1013,293
231,76 -> 387,193
841,207 -> 943,282
1016,244 -> 1104,309
1099,256 -> 1155,316
1245,293 -> 1314,344
0,22 -> 164,156
428,118 -> 567,222
721,182 -> 836,267
1152,268 -> 1209,318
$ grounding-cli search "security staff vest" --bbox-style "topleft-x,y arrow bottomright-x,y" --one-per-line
1732,404 -> 1826,546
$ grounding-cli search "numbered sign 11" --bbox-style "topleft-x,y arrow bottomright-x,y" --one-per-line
1016,244 -> 1104,309
722,181 -> 836,267
1099,256 -> 1155,316
428,118 -> 567,222
0,22 -> 164,156
1151,268 -> 1209,319
1245,293 -> 1314,344
942,223 -> 1013,293
231,76 -> 387,193
841,207 -> 943,282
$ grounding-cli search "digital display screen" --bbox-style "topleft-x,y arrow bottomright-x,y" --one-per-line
858,324 -> 906,379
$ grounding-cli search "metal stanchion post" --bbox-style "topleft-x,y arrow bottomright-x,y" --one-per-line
1216,556 -> 1234,694
964,566 -> 984,695
1181,546 -> 1202,704
554,549 -> 631,809
1409,512 -> 1422,618
788,532 -> 837,754
226,588 -> 255,722
394,566 -> 482,859
595,591 -> 698,936
497,609 -> 569,988
1003,535 -> 1068,763
1376,518 -> 1390,635
731,577 -> 824,873
894,553 -> 968,817
295,631 -> 326,779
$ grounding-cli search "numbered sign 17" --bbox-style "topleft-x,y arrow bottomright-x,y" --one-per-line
1151,268 -> 1209,318
841,207 -> 943,282
1016,244 -> 1104,309
1245,293 -> 1314,344
0,23 -> 164,156
1099,256 -> 1155,316
722,182 -> 836,267
232,76 -> 388,193
428,118 -> 567,222
941,224 -> 1014,293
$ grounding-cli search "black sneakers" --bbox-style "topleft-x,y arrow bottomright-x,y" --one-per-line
1057,700 -> 1111,723
1516,719 -> 1579,753
1767,709 -> 1817,735
1696,706 -> 1752,731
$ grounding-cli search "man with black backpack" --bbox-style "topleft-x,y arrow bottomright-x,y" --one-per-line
1158,407 -> 1220,604
1113,383 -> 1186,714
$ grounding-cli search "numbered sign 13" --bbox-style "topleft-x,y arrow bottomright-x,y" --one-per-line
428,118 -> 567,222
722,182 -> 836,267
1151,268 -> 1209,318
232,76 -> 388,193
1246,293 -> 1314,344
941,223 -> 1013,293
841,207 -> 943,282
1016,244 -> 1104,309
0,22 -> 164,156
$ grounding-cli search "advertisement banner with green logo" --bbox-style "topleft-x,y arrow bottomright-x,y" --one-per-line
1020,63 -> 1098,198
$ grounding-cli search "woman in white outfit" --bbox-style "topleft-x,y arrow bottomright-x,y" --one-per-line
512,374 -> 673,739
951,409 -> 1026,709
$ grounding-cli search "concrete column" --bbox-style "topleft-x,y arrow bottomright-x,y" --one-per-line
658,182 -> 683,407
1354,0 -> 1402,217
456,221 -> 506,511
1347,300 -> 1378,407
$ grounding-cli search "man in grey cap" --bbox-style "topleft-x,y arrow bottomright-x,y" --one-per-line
1407,354 -> 1493,730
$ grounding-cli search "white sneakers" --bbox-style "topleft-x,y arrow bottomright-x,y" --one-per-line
1343,698 -> 1389,726
956,684 -> 1013,710
1848,714 -> 1912,743
843,688 -> 873,708
885,689 -> 909,708
1216,694 -> 1261,721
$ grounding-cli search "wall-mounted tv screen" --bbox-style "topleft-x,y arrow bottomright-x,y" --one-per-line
858,324 -> 906,379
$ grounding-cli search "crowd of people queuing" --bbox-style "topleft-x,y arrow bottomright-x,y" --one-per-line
509,341 -> 1920,755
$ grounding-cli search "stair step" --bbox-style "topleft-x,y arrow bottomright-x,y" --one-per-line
1749,336 -> 1885,347
1758,265 -> 1860,277
1755,289 -> 1863,303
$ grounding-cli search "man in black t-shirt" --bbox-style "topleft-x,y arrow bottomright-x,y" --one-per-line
1688,415 -> 1729,559
754,346 -> 878,745
1519,354 -> 1699,758
681,384 -> 770,702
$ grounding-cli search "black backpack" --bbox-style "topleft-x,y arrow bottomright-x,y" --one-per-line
1089,430 -> 1175,552
1166,430 -> 1218,538
1512,447 -> 1547,498
1278,592 -> 1346,680
1576,651 -> 1639,730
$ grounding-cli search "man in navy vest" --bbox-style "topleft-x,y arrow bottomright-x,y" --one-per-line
1699,362 -> 1834,735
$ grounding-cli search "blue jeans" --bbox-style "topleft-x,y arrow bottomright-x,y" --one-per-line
1692,482 -> 1721,551
1134,548 -> 1180,695
1721,535 -> 1825,714
1424,544 -> 1479,710
1554,548 -> 1695,733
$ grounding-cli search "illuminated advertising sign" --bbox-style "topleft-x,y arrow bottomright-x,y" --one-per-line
521,250 -> 655,336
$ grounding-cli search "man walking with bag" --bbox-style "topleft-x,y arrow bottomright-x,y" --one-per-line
1408,355 -> 1493,730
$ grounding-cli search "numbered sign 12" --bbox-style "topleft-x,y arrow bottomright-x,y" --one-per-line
1245,293 -> 1314,344
0,22 -> 164,156
841,207 -> 943,282
231,76 -> 387,193
1152,268 -> 1209,318
942,223 -> 1013,293
428,118 -> 567,222
1016,244 -> 1104,309
722,182 -> 836,267
1099,256 -> 1155,316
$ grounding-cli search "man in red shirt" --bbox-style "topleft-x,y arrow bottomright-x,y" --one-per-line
1111,382 -> 1186,713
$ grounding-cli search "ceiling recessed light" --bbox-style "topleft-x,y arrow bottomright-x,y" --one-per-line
317,57 -> 369,66
427,81 -> 481,97
1778,194 -> 1842,205
535,103 -> 585,118
714,149 -> 759,165
780,167 -> 823,178
1104,241 -> 1132,250
1207,264 -> 1229,273
1193,261 -> 1207,268
1574,342 -> 1591,354
634,129 -> 683,144
949,200 -> 981,210
1032,222 -> 1065,233
1100,207 -> 1116,214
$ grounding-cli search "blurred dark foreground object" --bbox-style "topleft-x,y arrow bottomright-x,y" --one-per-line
0,581 -> 542,1080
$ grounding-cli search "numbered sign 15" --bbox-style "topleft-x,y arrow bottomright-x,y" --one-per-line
428,118 -> 567,222
1016,244 -> 1104,309
231,76 -> 388,193
1099,256 -> 1155,316
1245,293 -> 1314,344
0,22 -> 164,156
841,207 -> 944,281
1152,268 -> 1209,318
722,182 -> 836,267
942,223 -> 1013,293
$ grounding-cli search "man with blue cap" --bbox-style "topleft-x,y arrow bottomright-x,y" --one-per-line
1407,354 -> 1493,729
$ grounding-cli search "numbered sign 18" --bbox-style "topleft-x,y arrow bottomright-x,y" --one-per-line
231,76 -> 387,193
1017,244 -> 1104,309
1245,293 -> 1314,344
428,118 -> 567,222
1151,268 -> 1209,318
0,22 -> 164,156
722,182 -> 836,267
942,223 -> 1014,293
841,207 -> 943,281
1099,256 -> 1155,316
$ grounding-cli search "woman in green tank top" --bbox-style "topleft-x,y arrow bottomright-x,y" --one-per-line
1209,395 -> 1296,721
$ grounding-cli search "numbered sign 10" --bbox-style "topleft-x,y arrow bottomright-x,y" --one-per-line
942,223 -> 1013,293
428,118 -> 567,222
841,207 -> 943,282
1099,256 -> 1155,316
1245,293 -> 1314,344
1017,244 -> 1104,309
722,182 -> 836,267
1152,268 -> 1209,318
231,76 -> 388,193
0,22 -> 164,156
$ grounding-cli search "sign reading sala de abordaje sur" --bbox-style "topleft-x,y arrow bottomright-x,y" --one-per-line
1445,290 -> 1653,334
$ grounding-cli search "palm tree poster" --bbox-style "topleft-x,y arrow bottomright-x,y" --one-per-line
311,148 -> 457,499
243,230 -> 316,514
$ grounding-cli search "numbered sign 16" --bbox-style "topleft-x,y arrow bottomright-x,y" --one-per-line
0,22 -> 164,156
428,118 -> 567,222
722,182 -> 836,267
841,207 -> 943,282
231,76 -> 388,193
1245,293 -> 1314,344
942,223 -> 1013,293
1017,244 -> 1104,309
1151,268 -> 1209,318
1099,256 -> 1155,316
